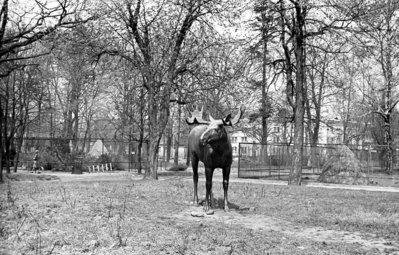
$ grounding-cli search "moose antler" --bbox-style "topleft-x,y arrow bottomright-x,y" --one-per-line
186,105 -> 210,125
229,106 -> 245,126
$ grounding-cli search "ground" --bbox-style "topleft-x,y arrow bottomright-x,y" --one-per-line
0,170 -> 398,254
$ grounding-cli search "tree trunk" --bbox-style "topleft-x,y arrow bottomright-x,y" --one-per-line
174,102 -> 181,165
261,12 -> 269,163
14,137 -> 23,173
383,34 -> 394,175
384,115 -> 393,174
145,84 -> 170,179
289,1 -> 306,185
137,88 -> 145,175
137,138 -> 143,174
0,96 -> 3,182
261,10 -> 268,146
4,88 -> 10,174
166,122 -> 172,162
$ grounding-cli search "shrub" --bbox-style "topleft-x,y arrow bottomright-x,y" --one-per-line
168,164 -> 188,171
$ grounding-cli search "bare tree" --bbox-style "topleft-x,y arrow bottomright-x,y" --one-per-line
0,0 -> 93,182
351,0 -> 399,174
96,0 -> 243,179
268,0 -> 358,185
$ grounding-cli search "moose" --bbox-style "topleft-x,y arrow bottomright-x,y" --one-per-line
186,105 -> 245,213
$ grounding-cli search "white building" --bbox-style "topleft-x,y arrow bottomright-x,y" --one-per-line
230,130 -> 255,157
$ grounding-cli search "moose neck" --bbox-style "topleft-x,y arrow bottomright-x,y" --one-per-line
205,135 -> 229,153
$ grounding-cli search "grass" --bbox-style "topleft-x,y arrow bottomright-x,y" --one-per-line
229,183 -> 399,238
0,173 -> 398,254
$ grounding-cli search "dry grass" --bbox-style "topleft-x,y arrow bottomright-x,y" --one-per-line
229,183 -> 399,238
0,172 -> 398,254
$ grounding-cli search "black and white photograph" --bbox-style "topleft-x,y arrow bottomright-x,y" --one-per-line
0,0 -> 398,254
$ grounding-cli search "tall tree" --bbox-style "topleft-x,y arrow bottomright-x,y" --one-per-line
0,0 -> 92,182
97,0 -> 240,179
270,0 -> 357,184
352,0 -> 399,174
277,0 -> 307,185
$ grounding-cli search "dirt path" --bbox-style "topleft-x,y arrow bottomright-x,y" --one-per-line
172,206 -> 399,254
174,174 -> 399,193
15,170 -> 399,193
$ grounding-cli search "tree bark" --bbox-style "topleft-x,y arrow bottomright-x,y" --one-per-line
166,121 -> 172,162
174,102 -> 181,165
288,1 -> 306,185
261,10 -> 269,163
0,96 -> 3,182
137,87 -> 145,174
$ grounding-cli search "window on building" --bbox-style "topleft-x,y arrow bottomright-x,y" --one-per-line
233,146 -> 237,153
232,137 -> 237,143
241,137 -> 247,142
273,126 -> 280,133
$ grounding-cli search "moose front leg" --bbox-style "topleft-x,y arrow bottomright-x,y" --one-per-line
222,166 -> 231,211
204,167 -> 214,214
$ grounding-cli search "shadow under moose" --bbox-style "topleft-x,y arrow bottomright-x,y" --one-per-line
186,105 -> 245,215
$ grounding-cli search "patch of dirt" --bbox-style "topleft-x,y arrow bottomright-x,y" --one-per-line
5,171 -> 142,183
172,205 -> 399,254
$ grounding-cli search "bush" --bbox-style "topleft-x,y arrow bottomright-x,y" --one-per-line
168,164 -> 188,171
318,145 -> 369,185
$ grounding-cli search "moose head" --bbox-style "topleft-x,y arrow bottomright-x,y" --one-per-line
186,106 -> 245,146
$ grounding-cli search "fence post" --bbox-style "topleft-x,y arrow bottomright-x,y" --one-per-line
268,147 -> 271,177
278,144 -> 280,180
238,143 -> 241,178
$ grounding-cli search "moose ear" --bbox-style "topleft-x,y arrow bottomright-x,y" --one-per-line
230,106 -> 245,126
223,114 -> 232,126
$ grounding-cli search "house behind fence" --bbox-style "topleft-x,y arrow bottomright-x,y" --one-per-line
238,143 -> 398,184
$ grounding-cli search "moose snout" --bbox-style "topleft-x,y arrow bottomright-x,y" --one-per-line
200,137 -> 208,146
200,128 -> 216,146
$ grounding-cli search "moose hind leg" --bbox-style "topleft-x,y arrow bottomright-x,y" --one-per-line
222,166 -> 231,211
192,156 -> 199,206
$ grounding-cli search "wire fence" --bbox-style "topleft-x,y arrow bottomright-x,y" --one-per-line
6,137 -> 149,173
4,137 -> 398,186
4,137 -> 190,174
238,143 -> 398,184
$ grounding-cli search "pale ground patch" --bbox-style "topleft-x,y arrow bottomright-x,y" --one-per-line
171,205 -> 399,254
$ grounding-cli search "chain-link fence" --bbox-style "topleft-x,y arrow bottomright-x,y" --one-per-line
238,143 -> 398,183
11,137 -> 149,173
